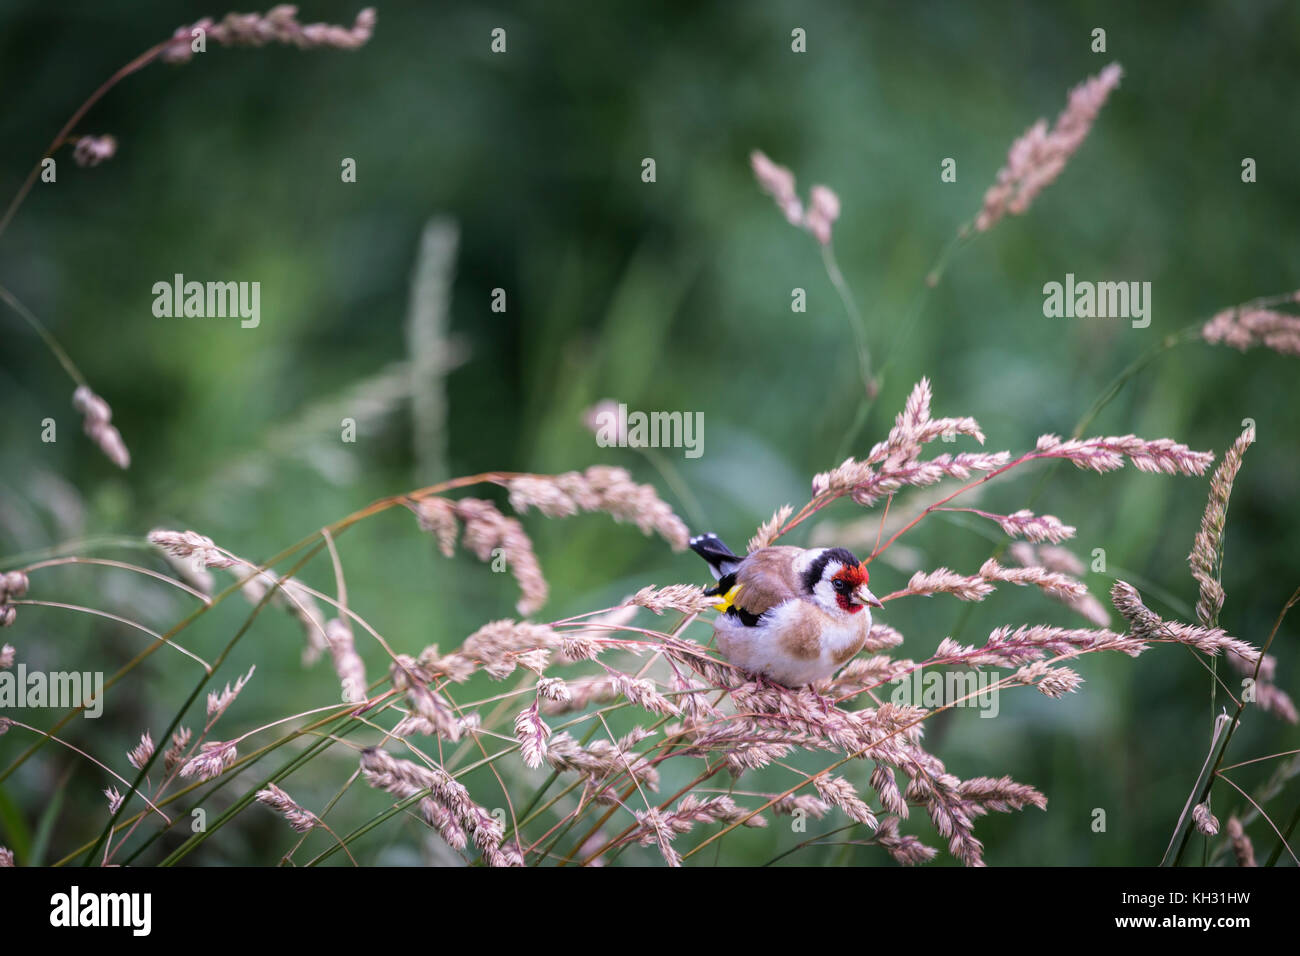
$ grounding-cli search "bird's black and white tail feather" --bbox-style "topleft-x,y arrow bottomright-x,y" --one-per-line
690,532 -> 743,583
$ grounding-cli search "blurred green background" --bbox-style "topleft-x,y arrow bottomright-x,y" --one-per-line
1,0 -> 1297,866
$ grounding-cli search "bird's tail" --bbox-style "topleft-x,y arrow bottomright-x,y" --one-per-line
689,532 -> 742,582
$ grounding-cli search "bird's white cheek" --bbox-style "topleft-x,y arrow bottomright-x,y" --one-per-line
810,578 -> 840,613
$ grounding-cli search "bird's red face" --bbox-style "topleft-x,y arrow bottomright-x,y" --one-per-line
831,563 -> 871,614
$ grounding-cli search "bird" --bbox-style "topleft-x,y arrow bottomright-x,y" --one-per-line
689,532 -> 883,688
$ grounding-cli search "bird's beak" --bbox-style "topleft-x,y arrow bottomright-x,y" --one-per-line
853,584 -> 883,609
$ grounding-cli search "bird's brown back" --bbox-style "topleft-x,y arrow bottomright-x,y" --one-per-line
733,546 -> 806,615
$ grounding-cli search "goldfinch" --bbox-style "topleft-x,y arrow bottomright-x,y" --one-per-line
689,533 -> 883,687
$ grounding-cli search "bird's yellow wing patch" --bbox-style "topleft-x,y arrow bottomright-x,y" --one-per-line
712,583 -> 745,613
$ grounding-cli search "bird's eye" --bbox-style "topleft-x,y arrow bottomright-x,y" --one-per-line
832,579 -> 849,593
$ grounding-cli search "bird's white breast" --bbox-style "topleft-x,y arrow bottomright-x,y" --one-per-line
714,599 -> 871,687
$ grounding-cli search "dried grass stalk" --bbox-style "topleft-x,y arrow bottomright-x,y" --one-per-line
1189,424 -> 1254,626
1203,304 -> 1300,357
1226,816 -> 1256,866
72,386 -> 130,469
506,466 -> 690,550
256,783 -> 320,833
975,63 -> 1122,231
163,5 -> 377,64
750,151 -> 842,245
1111,581 -> 1259,663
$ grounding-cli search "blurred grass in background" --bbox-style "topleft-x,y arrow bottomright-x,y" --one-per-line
1,0 -> 1297,865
